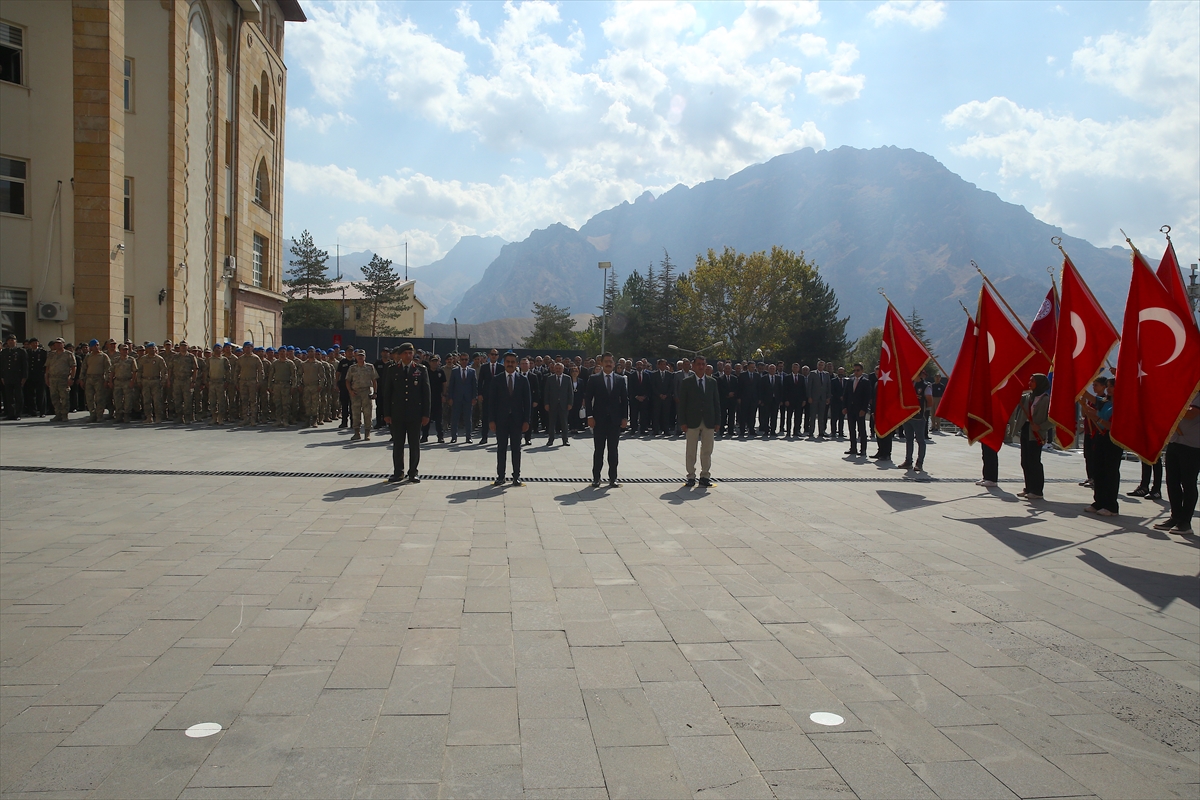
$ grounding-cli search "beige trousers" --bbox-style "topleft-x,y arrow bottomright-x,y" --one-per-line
685,423 -> 715,479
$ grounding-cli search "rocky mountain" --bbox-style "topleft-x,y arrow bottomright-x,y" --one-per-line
310,235 -> 507,322
449,146 -> 1131,361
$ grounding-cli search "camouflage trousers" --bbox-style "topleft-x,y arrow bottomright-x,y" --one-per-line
48,378 -> 70,420
351,393 -> 373,431
173,382 -> 195,423
85,377 -> 106,421
240,381 -> 260,424
112,382 -> 134,422
141,380 -> 164,422
209,383 -> 227,423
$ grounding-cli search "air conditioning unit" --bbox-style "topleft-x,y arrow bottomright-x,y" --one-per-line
37,301 -> 68,321
223,256 -> 237,281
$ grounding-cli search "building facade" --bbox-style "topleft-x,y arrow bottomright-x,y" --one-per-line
320,280 -> 427,339
0,0 -> 303,348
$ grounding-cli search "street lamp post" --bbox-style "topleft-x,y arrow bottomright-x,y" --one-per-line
454,317 -> 459,354
598,261 -> 612,353
667,340 -> 725,359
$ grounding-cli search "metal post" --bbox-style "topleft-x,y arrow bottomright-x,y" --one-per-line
454,318 -> 459,354
598,262 -> 611,353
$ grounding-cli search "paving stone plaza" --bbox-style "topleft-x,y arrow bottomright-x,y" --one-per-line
1,419 -> 1197,799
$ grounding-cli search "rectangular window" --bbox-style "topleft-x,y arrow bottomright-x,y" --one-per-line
0,156 -> 27,216
252,234 -> 265,288
123,296 -> 132,342
0,22 -> 22,86
123,58 -> 134,111
0,288 -> 28,342
123,177 -> 133,231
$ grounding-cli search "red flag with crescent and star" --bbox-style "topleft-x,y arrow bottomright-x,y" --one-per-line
968,284 -> 1036,451
1029,284 -> 1059,358
874,303 -> 932,437
1157,238 -> 1197,331
934,313 -> 976,431
1048,255 -> 1120,447
992,285 -> 1055,444
1110,249 -> 1200,463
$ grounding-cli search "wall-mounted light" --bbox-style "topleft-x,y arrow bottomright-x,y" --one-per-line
158,288 -> 167,305
176,261 -> 186,274
111,242 -> 125,259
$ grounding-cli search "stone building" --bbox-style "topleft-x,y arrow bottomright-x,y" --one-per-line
0,0 -> 305,347
319,280 -> 427,339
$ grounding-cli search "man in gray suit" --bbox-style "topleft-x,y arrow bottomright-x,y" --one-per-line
806,358 -> 830,439
543,359 -> 573,446
447,352 -> 477,443
679,355 -> 722,488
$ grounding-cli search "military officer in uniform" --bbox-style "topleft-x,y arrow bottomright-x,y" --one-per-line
137,343 -> 168,422
171,341 -> 199,423
269,347 -> 295,426
110,343 -> 137,423
382,342 -> 430,483
346,349 -> 378,441
206,344 -> 231,424
45,338 -> 76,421
82,339 -> 112,422
236,342 -> 265,425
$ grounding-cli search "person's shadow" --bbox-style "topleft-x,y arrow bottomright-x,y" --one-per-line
323,482 -> 396,501
659,486 -> 710,505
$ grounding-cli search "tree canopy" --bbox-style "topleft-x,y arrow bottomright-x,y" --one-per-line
353,254 -> 413,337
523,303 -> 577,349
284,230 -> 333,299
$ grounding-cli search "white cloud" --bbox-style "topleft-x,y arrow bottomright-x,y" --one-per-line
333,217 -> 474,266
944,1 -> 1199,255
287,0 -> 845,251
869,1 -> 947,31
289,107 -> 355,134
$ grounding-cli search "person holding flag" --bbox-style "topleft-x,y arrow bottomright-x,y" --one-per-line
1017,374 -> 1054,499
874,299 -> 933,476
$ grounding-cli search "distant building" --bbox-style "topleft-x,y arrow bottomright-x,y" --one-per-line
319,281 -> 426,338
0,0 -> 305,347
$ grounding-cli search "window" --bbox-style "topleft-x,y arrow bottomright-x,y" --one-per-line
269,105 -> 276,134
123,296 -> 132,342
123,58 -> 134,111
123,177 -> 133,231
252,85 -> 259,119
0,288 -> 28,342
252,233 -> 265,287
0,22 -> 22,86
0,156 -> 27,216
259,71 -> 269,123
254,159 -> 269,210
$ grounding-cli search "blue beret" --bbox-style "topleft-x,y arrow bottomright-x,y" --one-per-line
89,339 -> 99,346
254,347 -> 264,352
146,342 -> 156,347
243,341 -> 253,347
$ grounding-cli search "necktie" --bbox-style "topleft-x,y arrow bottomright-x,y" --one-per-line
699,377 -> 704,393
508,373 -> 513,395
606,374 -> 612,393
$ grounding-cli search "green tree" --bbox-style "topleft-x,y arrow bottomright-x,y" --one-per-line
650,251 -> 680,354
282,298 -> 339,330
523,302 -> 577,349
847,326 -> 883,369
783,262 -> 849,366
906,307 -> 938,372
284,230 -> 333,299
353,254 -> 413,337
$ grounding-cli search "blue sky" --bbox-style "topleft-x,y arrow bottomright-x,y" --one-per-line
282,0 -> 1199,271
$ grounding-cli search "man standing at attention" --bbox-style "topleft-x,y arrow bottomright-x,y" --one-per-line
543,359 -> 573,447
382,343 -> 430,483
137,343 -> 168,423
586,351 -> 628,488
237,342 -> 265,426
844,363 -> 872,458
488,351 -> 530,486
44,338 -> 75,422
680,354 -> 721,488
110,343 -> 137,423
478,348 -> 501,445
448,352 -> 477,443
82,339 -> 112,422
346,349 -> 378,442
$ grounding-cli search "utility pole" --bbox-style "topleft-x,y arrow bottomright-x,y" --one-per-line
598,261 -> 611,353
405,242 -> 408,282
454,317 -> 459,353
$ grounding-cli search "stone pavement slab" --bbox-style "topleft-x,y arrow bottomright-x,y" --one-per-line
1,419 -> 1198,798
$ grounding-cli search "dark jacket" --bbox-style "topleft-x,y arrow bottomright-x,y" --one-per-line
478,359 -> 501,397
381,361 -> 430,422
543,371 -> 574,410
0,346 -> 29,383
488,369 -> 531,426
758,373 -> 782,406
783,372 -> 806,406
449,365 -> 477,402
679,372 -> 721,429
737,370 -> 758,404
845,373 -> 872,414
585,371 -> 629,427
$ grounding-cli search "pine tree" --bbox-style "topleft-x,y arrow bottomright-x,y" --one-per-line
284,230 -> 333,299
353,254 -> 413,337
523,303 -> 576,349
907,307 -> 936,364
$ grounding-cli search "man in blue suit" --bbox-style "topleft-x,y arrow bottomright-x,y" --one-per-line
447,352 -> 477,443
488,351 -> 530,486
586,352 -> 629,488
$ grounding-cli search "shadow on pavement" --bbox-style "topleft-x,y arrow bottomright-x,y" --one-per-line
1077,548 -> 1200,609
877,489 -> 948,512
323,482 -> 396,501
949,514 -> 1072,558
659,486 -> 708,505
446,485 -> 506,504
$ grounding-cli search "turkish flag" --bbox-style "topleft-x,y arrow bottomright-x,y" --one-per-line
1048,255 -> 1120,447
1110,251 -> 1200,462
1157,240 -> 1196,330
1029,284 -> 1059,358
874,304 -> 932,437
969,285 -> 1036,451
935,315 -> 976,431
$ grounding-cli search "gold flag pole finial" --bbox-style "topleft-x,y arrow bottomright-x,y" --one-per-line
1051,235 -> 1066,257
1160,224 -> 1172,241
958,300 -> 972,317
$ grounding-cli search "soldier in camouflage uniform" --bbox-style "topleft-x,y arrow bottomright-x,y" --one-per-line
109,343 -> 137,422
236,342 -> 265,426
206,344 -> 231,424
259,348 -> 274,423
45,338 -> 76,421
170,341 -> 199,423
138,343 -> 168,422
346,349 -> 378,441
299,347 -> 323,428
223,343 -> 239,421
270,346 -> 296,426
82,339 -> 112,422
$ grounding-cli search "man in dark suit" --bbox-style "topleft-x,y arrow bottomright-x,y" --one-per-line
680,355 -> 722,487
488,351 -> 530,486
381,343 -> 430,483
627,359 -> 647,435
477,348 -> 501,445
844,363 -> 872,458
782,363 -> 806,438
585,352 -> 628,488
448,352 -> 477,443
520,357 -> 540,445
717,362 -> 737,436
650,359 -> 673,436
829,365 -> 847,439
543,359 -> 573,446
806,359 -> 830,439
758,363 -> 781,437
737,361 -> 758,437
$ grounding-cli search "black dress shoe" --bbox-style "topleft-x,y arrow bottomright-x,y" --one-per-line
1128,486 -> 1148,497
590,480 -> 601,488
685,478 -> 696,487
408,475 -> 421,483
511,478 -> 525,487
698,478 -> 713,488
386,474 -> 405,483
563,440 -> 570,446
1148,490 -> 1162,501
493,478 -> 506,487
608,480 -> 621,488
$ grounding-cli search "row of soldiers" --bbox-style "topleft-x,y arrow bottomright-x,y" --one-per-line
35,337 -> 355,428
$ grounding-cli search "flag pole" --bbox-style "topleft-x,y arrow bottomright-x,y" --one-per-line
971,260 -> 1052,362
877,289 -> 947,375
1052,237 -> 1118,373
